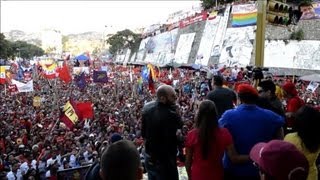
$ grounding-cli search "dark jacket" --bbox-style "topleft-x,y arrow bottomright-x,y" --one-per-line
85,162 -> 101,180
256,97 -> 285,117
207,87 -> 237,118
141,101 -> 182,161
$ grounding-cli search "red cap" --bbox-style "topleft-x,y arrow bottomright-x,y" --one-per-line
283,82 -> 298,96
237,84 -> 259,97
250,140 -> 308,180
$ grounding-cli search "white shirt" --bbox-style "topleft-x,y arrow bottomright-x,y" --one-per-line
69,154 -> 77,168
6,170 -> 23,180
19,162 -> 29,175
231,69 -> 239,79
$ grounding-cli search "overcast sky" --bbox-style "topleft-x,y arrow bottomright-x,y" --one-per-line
1,1 -> 201,34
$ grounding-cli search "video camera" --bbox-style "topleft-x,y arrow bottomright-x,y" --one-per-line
246,66 -> 269,80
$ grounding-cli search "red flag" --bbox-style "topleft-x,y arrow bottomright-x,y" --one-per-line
60,100 -> 80,130
148,70 -> 155,94
57,62 -> 72,83
76,102 -> 93,120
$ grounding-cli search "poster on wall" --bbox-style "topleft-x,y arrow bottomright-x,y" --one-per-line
264,40 -> 320,70
174,33 -> 196,64
299,1 -> 320,20
211,5 -> 231,59
196,17 -> 221,66
218,26 -> 255,67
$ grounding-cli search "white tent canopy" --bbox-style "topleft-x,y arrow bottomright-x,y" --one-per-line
299,74 -> 320,82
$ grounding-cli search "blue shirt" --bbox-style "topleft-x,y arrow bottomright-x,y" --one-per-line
219,104 -> 285,177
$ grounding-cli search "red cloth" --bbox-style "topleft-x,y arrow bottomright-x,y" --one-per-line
148,72 -> 155,94
76,102 -> 94,120
185,128 -> 233,180
0,138 -> 5,153
283,82 -> 298,96
57,62 -> 72,83
286,96 -> 304,127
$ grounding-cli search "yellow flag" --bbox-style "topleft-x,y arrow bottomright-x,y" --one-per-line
33,96 -> 41,107
63,101 -> 79,124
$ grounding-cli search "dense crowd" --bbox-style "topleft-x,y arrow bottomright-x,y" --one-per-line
0,61 -> 319,180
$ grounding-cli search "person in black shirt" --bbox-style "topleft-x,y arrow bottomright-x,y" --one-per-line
257,80 -> 285,116
142,85 -> 182,180
206,75 -> 236,118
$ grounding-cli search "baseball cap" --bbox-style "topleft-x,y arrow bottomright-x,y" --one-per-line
237,84 -> 259,97
110,133 -> 123,143
250,140 -> 309,180
283,82 -> 298,96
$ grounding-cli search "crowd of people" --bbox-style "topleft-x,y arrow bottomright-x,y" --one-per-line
0,60 -> 319,180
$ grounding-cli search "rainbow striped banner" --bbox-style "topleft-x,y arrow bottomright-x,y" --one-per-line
231,4 -> 257,27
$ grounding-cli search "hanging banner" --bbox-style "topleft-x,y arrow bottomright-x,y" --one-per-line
11,79 -> 34,92
231,3 -> 257,27
8,84 -> 18,95
179,11 -> 208,28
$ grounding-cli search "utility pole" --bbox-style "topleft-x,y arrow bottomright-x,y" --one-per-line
255,0 -> 267,67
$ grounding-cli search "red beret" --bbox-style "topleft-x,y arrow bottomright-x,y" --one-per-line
282,82 -> 297,96
237,84 -> 258,97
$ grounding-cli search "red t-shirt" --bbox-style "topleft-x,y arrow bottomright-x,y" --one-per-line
185,128 -> 233,180
286,96 -> 304,127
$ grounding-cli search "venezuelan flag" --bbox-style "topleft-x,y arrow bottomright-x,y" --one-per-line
232,11 -> 257,27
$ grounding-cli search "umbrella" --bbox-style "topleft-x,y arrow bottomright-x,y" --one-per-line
299,74 -> 320,82
76,54 -> 89,61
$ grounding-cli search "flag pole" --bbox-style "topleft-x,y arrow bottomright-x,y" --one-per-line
49,77 -> 60,135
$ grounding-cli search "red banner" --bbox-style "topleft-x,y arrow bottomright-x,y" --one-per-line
8,84 -> 18,95
179,11 -> 208,28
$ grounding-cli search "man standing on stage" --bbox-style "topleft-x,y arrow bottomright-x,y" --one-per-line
142,85 -> 182,180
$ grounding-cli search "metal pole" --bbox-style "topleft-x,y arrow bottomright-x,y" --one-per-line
255,0 -> 267,67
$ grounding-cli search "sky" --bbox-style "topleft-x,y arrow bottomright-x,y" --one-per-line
1,1 -> 201,35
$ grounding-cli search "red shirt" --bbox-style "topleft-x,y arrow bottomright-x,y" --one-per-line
286,96 -> 304,127
185,128 -> 233,180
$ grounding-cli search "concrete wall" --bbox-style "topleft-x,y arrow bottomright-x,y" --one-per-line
265,20 -> 320,40
174,21 -> 206,64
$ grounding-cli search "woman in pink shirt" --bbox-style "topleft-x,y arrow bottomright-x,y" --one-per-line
185,100 -> 248,180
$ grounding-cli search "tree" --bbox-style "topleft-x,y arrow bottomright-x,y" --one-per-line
0,33 -> 14,59
106,29 -> 141,56
200,0 -> 234,10
11,41 -> 45,59
62,35 -> 69,52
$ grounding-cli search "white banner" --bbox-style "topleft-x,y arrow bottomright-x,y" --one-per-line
196,17 -> 221,66
307,81 -> 319,93
11,79 -> 34,92
219,26 -> 255,67
73,67 -> 90,75
264,40 -> 320,70
211,5 -> 231,58
174,33 -> 196,64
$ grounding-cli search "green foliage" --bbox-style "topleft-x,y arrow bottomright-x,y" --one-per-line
62,35 -> 69,51
201,0 -> 216,10
11,41 -> 45,59
0,33 -> 45,59
106,29 -> 141,55
0,33 -> 14,59
200,0 -> 234,10
290,29 -> 304,41
129,35 -> 142,60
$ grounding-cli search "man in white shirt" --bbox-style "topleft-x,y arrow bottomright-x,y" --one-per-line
7,161 -> 23,180
231,65 -> 240,81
